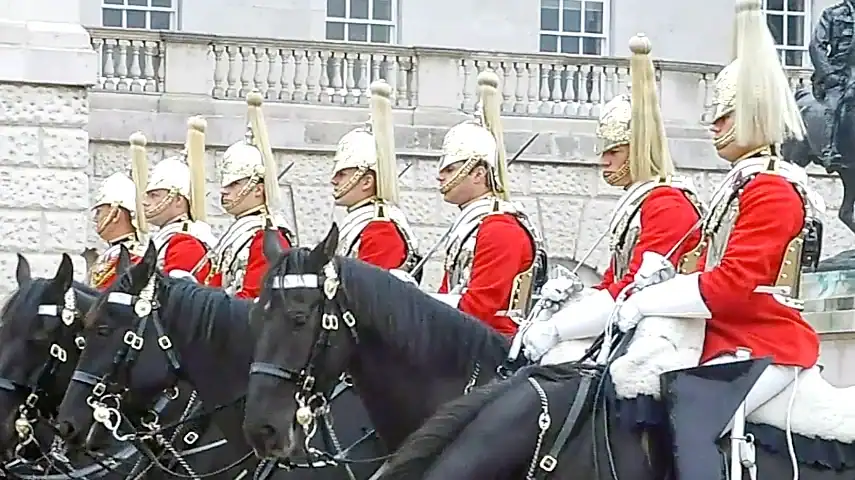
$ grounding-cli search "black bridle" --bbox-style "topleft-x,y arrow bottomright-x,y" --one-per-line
70,276 -> 182,432
0,287 -> 85,453
248,260 -> 397,470
66,277 -> 253,479
250,260 -> 358,425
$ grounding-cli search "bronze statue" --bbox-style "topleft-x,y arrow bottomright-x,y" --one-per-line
809,0 -> 855,169
782,0 -> 855,237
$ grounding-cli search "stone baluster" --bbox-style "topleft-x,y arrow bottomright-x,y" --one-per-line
279,49 -> 295,102
265,48 -> 280,100
344,52 -> 356,105
294,49 -> 308,102
305,49 -> 320,104
329,51 -> 342,103
225,45 -> 239,98
142,41 -> 158,92
116,39 -> 130,91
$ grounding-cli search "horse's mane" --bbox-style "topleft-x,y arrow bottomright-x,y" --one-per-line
86,270 -> 251,344
157,275 -> 252,343
381,373 -> 530,478
275,248 -> 509,372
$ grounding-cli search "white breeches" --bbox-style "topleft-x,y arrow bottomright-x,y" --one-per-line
703,354 -> 801,436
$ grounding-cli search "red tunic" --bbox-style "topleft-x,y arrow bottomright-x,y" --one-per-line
206,229 -> 292,299
439,213 -> 535,336
698,174 -> 819,368
596,186 -> 703,298
357,220 -> 407,270
162,233 -> 211,283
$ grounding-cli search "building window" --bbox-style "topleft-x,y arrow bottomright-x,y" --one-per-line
326,0 -> 395,44
101,0 -> 175,30
763,0 -> 809,68
539,0 -> 608,56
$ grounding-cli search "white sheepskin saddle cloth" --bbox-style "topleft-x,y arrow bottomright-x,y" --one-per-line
603,314 -> 855,444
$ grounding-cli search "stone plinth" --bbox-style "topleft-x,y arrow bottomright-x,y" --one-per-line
0,0 -> 96,293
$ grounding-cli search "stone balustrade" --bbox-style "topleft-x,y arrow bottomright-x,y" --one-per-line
87,27 -> 814,123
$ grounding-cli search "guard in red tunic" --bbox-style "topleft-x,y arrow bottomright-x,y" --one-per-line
430,71 -> 544,336
142,115 -> 216,283
330,80 -> 420,275
520,34 -> 705,363
616,2 -> 824,471
88,133 -> 148,290
204,92 -> 294,299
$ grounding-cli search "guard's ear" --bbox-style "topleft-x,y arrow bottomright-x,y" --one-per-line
52,254 -> 74,292
263,228 -> 285,263
15,253 -> 31,286
308,223 -> 338,270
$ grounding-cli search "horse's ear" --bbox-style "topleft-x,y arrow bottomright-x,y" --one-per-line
15,253 -> 31,286
263,228 -> 285,263
52,254 -> 74,292
142,241 -> 157,271
117,246 -> 131,276
308,223 -> 339,269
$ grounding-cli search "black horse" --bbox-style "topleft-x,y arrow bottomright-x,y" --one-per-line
55,241 -> 379,479
242,224 -> 511,469
782,86 -> 855,235
380,331 -> 855,479
0,254 -> 181,479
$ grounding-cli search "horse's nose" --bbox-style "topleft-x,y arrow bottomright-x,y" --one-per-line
245,424 -> 278,458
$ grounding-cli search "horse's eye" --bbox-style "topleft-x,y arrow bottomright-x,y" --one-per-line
31,331 -> 51,343
95,325 -> 113,337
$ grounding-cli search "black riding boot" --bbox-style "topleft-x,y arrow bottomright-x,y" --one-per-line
659,357 -> 771,480
823,103 -> 847,171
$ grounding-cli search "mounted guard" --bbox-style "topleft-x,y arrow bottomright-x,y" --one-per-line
205,91 -> 294,298
143,115 -> 216,282
519,33 -> 706,365
615,1 -> 826,477
430,71 -> 546,336
330,80 -> 421,276
88,132 -> 148,290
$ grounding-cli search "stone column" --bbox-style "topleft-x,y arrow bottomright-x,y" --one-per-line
0,0 -> 97,293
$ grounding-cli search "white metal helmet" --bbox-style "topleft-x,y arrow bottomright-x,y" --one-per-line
438,121 -> 497,172
93,172 -> 137,215
221,141 -> 265,187
709,0 -> 805,154
438,71 -> 509,200
332,128 -> 376,175
331,80 -> 400,204
219,91 -> 280,211
147,116 -> 208,220
148,157 -> 192,198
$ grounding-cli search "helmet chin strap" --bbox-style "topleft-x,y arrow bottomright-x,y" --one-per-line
604,162 -> 630,186
332,166 -> 369,200
439,157 -> 480,195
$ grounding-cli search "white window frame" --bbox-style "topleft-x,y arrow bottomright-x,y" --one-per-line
762,0 -> 810,68
325,0 -> 397,44
101,0 -> 177,30
538,0 -> 610,56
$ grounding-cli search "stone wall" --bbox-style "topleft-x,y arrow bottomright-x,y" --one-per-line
0,87 -> 92,294
88,139 -> 854,291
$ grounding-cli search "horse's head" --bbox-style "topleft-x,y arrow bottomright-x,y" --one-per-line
0,254 -> 92,455
56,242 -> 178,448
244,223 -> 354,459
